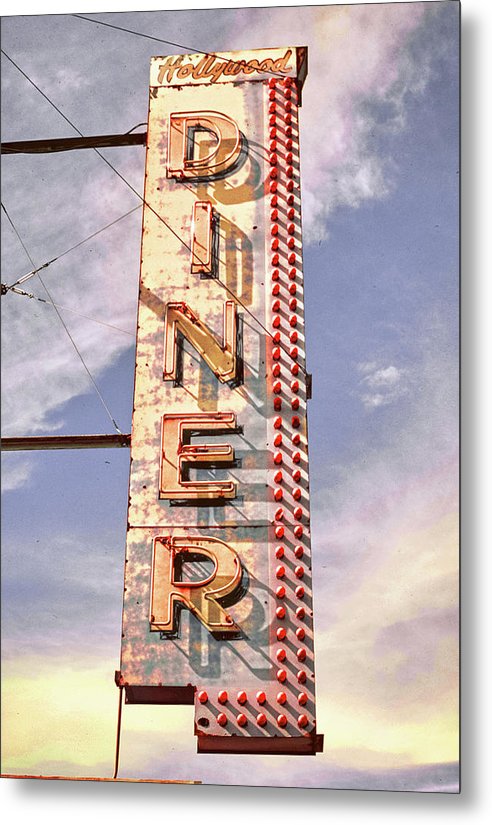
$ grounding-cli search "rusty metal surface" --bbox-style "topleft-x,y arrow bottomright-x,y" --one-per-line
119,46 -> 320,755
125,77 -> 269,529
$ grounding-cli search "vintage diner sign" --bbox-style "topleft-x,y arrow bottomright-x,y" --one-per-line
117,45 -> 323,755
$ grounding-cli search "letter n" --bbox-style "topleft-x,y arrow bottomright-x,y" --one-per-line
163,300 -> 239,385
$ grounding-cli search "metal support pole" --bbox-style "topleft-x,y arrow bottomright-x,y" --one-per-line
2,132 -> 147,154
1,434 -> 131,451
113,685 -> 124,780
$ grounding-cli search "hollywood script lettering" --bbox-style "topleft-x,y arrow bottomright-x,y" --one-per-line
157,49 -> 293,85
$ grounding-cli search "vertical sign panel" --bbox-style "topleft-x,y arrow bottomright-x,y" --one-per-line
118,46 -> 323,755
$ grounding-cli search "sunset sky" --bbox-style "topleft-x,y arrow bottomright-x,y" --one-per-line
1,1 -> 459,793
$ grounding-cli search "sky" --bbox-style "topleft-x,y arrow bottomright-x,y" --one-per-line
1,0 -> 460,796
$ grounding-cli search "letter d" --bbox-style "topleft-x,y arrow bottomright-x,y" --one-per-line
167,111 -> 242,180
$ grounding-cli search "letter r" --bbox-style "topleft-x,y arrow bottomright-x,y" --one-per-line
150,535 -> 242,636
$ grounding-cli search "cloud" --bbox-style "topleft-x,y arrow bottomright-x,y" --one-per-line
1,152 -> 141,435
306,313 -> 458,763
1,315 -> 458,782
1,3 -> 445,441
1,654 -> 193,777
229,3 -> 435,240
0,7 -> 458,791
318,511 -> 458,706
1,528 -> 125,660
51,67 -> 92,92
359,364 -> 402,387
1,454 -> 33,491
1,651 -> 458,790
357,362 -> 408,409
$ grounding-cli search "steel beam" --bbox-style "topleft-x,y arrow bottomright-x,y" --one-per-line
1,434 -> 131,451
1,132 -> 147,154
0,775 -> 200,783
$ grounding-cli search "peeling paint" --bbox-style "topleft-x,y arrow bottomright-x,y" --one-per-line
120,47 -> 321,756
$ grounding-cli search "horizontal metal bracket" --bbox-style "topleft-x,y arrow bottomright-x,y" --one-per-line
1,132 -> 147,155
1,434 -> 131,451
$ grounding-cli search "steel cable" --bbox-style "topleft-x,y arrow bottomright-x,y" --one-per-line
1,48 -> 308,375
2,201 -> 123,434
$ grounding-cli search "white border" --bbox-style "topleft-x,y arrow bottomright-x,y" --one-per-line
2,0 -> 491,821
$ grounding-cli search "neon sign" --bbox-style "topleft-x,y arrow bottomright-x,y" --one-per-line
157,49 -> 294,86
118,46 -> 322,756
